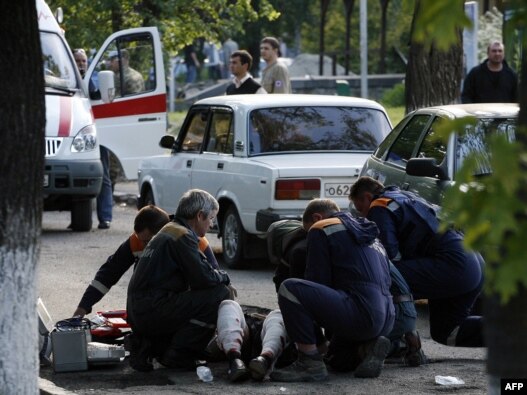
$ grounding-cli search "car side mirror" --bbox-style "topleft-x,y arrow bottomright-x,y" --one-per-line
159,135 -> 175,149
406,158 -> 449,180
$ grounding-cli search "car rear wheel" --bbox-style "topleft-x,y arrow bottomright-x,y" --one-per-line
138,186 -> 155,209
70,198 -> 93,231
222,206 -> 248,269
143,188 -> 155,207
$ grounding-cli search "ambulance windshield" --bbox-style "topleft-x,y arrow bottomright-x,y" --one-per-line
41,31 -> 77,91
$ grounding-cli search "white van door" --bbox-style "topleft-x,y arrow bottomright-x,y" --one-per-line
85,27 -> 166,180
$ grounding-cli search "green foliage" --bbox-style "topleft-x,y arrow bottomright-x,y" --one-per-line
441,133 -> 527,303
47,0 -> 279,55
410,0 -> 471,51
380,83 -> 405,107
300,0 -> 413,74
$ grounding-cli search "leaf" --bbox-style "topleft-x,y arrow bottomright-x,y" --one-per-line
412,0 -> 472,50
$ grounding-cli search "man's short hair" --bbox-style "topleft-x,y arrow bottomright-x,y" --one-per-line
134,205 -> 170,234
109,48 -> 129,61
231,50 -> 253,69
349,176 -> 385,200
302,199 -> 339,223
176,189 -> 219,220
261,37 -> 280,51
487,40 -> 504,52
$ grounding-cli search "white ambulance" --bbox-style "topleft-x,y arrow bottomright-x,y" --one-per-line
39,0 -> 166,231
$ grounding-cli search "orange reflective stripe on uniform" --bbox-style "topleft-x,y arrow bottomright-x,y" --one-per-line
371,197 -> 400,212
370,197 -> 392,209
310,217 -> 341,230
199,237 -> 209,253
129,233 -> 145,258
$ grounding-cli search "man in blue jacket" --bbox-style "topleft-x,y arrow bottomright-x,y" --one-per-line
271,199 -> 395,382
127,189 -> 231,372
349,176 -> 484,348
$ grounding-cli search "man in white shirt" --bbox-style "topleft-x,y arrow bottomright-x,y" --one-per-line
225,50 -> 267,95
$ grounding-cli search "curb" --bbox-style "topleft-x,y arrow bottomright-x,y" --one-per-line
39,377 -> 77,395
113,191 -> 138,207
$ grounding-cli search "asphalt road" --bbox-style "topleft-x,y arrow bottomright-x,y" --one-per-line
38,183 -> 487,395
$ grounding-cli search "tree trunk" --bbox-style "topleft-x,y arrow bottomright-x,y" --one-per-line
378,0 -> 390,74
319,0 -> 331,76
484,288 -> 527,393
0,1 -> 45,393
405,0 -> 463,113
343,0 -> 354,75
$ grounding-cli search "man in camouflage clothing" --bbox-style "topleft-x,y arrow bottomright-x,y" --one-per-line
110,49 -> 144,96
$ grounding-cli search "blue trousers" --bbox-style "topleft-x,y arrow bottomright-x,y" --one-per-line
278,278 -> 394,346
395,241 -> 484,346
96,146 -> 113,223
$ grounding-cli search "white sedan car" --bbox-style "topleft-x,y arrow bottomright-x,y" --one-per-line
138,94 -> 392,268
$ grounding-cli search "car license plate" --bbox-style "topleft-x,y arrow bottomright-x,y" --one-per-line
44,174 -> 49,187
324,183 -> 351,197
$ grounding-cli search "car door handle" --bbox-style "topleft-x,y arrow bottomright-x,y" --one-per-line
217,163 -> 224,170
402,182 -> 410,190
138,117 -> 158,122
186,160 -> 192,168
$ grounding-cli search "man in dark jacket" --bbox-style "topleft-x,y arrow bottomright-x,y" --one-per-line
73,205 -> 218,317
268,220 -> 425,368
127,189 -> 231,371
349,176 -> 484,348
271,199 -> 395,382
225,50 -> 266,95
461,41 -> 518,103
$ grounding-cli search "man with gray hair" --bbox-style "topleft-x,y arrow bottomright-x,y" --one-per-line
126,189 -> 231,372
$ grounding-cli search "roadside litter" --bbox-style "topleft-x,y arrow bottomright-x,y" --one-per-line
435,375 -> 465,385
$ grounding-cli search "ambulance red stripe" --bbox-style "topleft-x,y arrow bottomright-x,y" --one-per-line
58,96 -> 72,137
91,94 -> 166,119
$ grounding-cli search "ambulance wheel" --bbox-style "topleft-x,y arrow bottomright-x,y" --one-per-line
222,206 -> 248,269
70,198 -> 93,231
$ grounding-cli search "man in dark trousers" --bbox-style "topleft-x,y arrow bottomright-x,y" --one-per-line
349,176 -> 484,348
126,189 -> 231,372
269,220 -> 425,369
271,199 -> 395,382
461,40 -> 518,103
225,50 -> 266,95
73,205 -> 220,318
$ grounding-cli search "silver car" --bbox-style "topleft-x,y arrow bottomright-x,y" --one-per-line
361,103 -> 519,204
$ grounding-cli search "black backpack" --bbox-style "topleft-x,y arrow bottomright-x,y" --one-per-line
266,219 -> 305,266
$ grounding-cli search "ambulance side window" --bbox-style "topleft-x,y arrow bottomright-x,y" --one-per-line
91,33 -> 155,98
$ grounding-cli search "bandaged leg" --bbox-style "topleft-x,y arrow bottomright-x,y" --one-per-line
260,309 -> 287,360
216,300 -> 249,355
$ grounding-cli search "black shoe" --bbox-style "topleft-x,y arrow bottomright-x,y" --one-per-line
403,331 -> 428,367
354,336 -> 391,378
270,352 -> 328,382
157,349 -> 196,370
98,221 -> 111,229
228,357 -> 250,382
249,355 -> 270,381
127,334 -> 153,372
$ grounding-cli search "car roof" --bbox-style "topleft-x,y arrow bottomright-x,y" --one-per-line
414,103 -> 519,118
194,94 -> 387,111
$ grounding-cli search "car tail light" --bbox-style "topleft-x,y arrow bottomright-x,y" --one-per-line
275,179 -> 321,200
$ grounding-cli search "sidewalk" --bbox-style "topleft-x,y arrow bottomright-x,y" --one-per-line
113,181 -> 139,207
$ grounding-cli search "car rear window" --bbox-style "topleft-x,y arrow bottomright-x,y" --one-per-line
248,106 -> 390,155
456,118 -> 516,175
